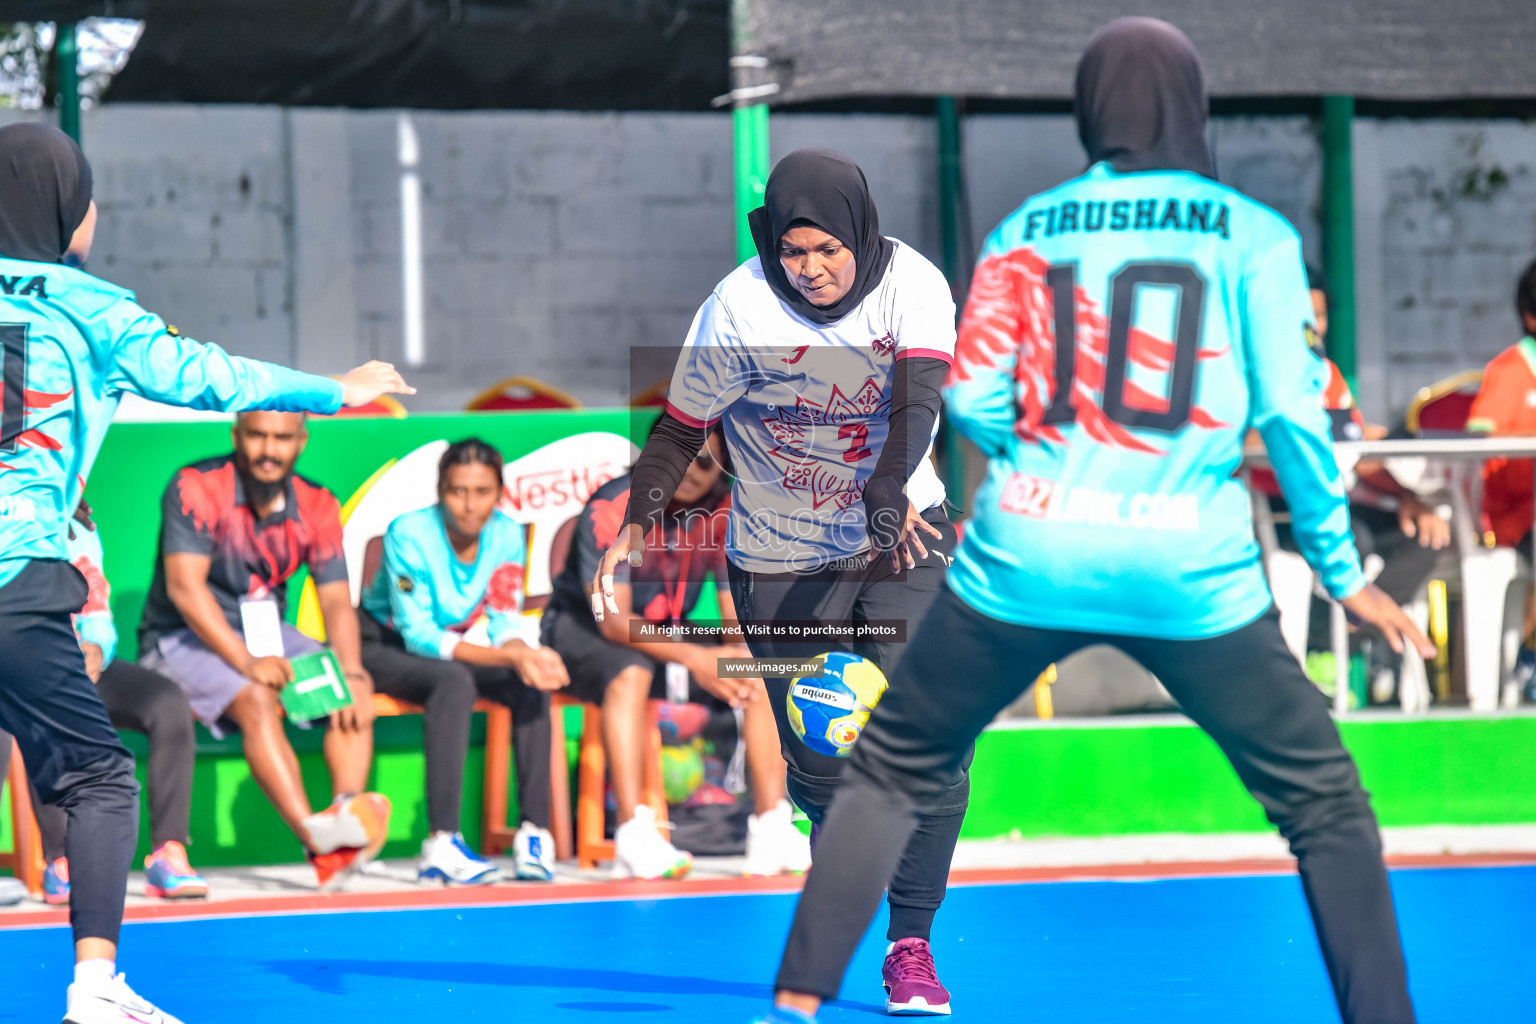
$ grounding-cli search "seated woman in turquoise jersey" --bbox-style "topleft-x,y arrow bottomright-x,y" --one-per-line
360,438 -> 569,884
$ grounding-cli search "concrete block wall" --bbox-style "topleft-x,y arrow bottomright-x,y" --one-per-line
1357,121 -> 1536,418
346,110 -> 738,407
2,105 -> 1532,420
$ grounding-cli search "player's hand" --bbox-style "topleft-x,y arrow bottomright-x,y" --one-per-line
339,360 -> 416,407
333,668 -> 376,732
1398,496 -> 1451,550
245,655 -> 295,691
507,644 -> 570,692
81,642 -> 104,684
685,644 -> 760,708
72,500 -> 96,532
592,523 -> 646,621
1340,583 -> 1436,658
868,501 -> 944,573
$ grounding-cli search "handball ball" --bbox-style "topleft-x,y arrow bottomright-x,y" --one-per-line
787,652 -> 888,758
661,743 -> 705,804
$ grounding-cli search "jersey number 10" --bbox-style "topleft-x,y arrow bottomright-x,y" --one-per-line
1040,261 -> 1206,434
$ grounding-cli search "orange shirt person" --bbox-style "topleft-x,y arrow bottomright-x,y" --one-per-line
1466,259 -> 1536,552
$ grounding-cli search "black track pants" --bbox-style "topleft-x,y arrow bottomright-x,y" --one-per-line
32,659 -> 196,861
360,611 -> 551,833
727,506 -> 970,943
778,588 -> 1415,1024
0,560 -> 138,945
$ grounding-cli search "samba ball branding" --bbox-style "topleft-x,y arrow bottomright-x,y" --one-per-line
787,651 -> 889,758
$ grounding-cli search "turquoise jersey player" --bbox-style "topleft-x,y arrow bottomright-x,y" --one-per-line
0,123 -> 411,1024
759,20 -> 1434,1024
944,166 -> 1357,636
362,504 -> 528,658
0,259 -> 341,590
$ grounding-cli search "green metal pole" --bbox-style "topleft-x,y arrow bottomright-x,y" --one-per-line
733,104 -> 769,265
936,97 -> 964,287
730,0 -> 769,265
1321,95 -> 1355,393
57,22 -> 81,145
935,96 -> 966,502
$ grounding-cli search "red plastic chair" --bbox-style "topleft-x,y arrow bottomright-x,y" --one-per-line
465,377 -> 581,412
1,742 -> 45,896
324,394 -> 408,419
628,378 -> 671,408
1407,369 -> 1482,434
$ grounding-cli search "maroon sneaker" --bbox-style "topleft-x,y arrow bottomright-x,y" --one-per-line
882,937 -> 952,1015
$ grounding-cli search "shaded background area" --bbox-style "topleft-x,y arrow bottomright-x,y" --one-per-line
15,0 -> 730,110
739,0 -> 1535,104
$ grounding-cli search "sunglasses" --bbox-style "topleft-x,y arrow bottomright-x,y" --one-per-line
693,450 -> 716,468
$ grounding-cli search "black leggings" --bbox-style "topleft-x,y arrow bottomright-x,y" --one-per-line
0,561 -> 137,945
779,589 -> 1414,1024
29,659 -> 196,861
728,506 -> 968,943
359,612 -> 550,834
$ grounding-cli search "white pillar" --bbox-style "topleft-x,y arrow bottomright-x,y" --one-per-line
398,113 -> 425,368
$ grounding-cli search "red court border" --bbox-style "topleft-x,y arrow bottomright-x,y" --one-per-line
3,851 -> 1533,930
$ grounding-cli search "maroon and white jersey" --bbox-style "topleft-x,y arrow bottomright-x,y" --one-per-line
666,240 -> 956,573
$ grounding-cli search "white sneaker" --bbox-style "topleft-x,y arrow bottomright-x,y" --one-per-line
743,799 -> 813,876
303,794 -> 383,855
512,821 -> 557,881
65,972 -> 185,1024
612,805 -> 693,880
418,831 -> 500,886
0,876 -> 25,906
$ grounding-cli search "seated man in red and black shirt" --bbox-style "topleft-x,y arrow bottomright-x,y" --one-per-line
138,410 -> 389,889
542,425 -> 807,881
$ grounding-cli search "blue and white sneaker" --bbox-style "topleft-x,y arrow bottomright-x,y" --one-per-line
43,857 -> 70,905
418,832 -> 500,886
513,821 -> 557,881
1516,646 -> 1536,704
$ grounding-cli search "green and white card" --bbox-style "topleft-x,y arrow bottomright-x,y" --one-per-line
280,650 -> 354,723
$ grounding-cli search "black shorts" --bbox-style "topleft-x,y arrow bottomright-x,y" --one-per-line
540,606 -> 720,706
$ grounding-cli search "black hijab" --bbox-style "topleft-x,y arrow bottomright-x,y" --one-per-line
1074,18 -> 1215,179
748,148 -> 895,325
0,122 -> 93,264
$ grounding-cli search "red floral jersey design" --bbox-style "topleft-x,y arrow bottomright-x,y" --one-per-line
763,375 -> 890,510
140,454 -> 349,651
73,554 -> 111,614
588,489 -> 629,549
0,387 -> 73,471
548,473 -> 728,624
953,248 -> 1226,456
485,562 -> 524,613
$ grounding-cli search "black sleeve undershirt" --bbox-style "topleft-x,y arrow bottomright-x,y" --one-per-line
624,411 -> 707,537
864,355 -> 948,553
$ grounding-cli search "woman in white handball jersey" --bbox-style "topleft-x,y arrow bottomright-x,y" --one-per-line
594,148 -> 968,1015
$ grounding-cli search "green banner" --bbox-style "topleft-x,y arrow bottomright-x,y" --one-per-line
88,408 -> 653,660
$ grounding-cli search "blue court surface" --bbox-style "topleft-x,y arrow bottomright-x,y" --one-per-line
4,864 -> 1531,1022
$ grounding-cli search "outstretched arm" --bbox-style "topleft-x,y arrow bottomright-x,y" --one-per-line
104,302 -> 412,414
1243,235 -> 1434,658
